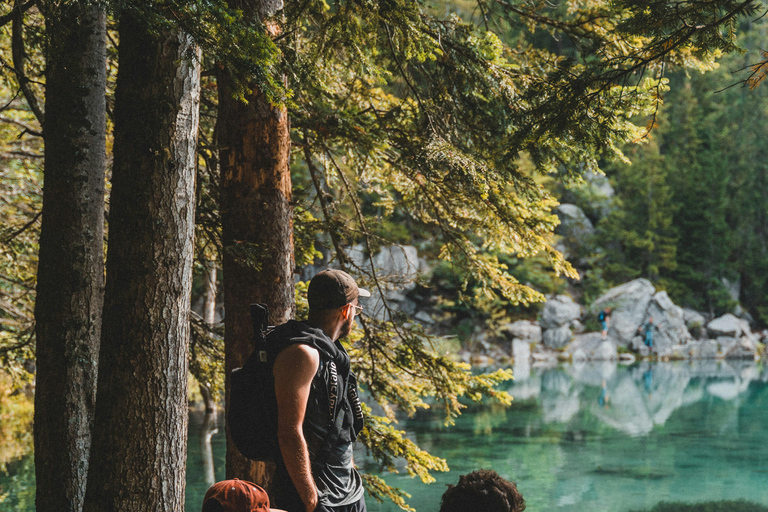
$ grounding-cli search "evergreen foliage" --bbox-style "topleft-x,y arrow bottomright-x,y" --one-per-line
0,0 -> 767,509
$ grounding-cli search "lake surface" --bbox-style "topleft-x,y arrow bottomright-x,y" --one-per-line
188,360 -> 768,512
4,360 -> 767,511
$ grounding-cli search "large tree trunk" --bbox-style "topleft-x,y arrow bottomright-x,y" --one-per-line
219,0 -> 294,485
82,11 -> 200,512
34,3 -> 106,511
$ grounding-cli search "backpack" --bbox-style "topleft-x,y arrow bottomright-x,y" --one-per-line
227,303 -> 278,462
228,305 -> 364,463
597,310 -> 606,322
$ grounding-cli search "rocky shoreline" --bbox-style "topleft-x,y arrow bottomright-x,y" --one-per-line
461,278 -> 767,367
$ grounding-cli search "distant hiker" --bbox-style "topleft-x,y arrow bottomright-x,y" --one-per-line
439,469 -> 526,512
202,479 -> 286,512
271,269 -> 369,512
598,307 -> 612,339
639,316 -> 657,352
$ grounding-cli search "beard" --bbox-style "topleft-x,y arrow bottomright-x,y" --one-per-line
338,314 -> 355,339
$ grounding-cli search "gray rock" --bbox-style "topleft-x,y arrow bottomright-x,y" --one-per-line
542,324 -> 573,349
707,314 -> 746,338
643,291 -> 693,351
687,340 -> 719,359
413,311 -> 433,324
567,332 -> 617,361
540,295 -> 582,329
683,309 -> 706,329
554,204 -> 595,265
373,245 -> 420,288
555,204 -> 595,238
721,276 -> 740,303
592,279 -> 656,345
501,320 -> 542,343
723,337 -> 757,360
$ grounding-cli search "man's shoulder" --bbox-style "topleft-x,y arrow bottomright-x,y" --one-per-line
268,320 -> 332,357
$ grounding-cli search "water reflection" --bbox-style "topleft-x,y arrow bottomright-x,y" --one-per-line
507,360 -> 767,437
364,361 -> 768,512
199,410 -> 218,487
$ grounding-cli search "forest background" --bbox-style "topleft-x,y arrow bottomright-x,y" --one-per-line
0,0 -> 767,510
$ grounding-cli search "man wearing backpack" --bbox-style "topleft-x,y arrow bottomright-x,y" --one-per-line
270,269 -> 369,512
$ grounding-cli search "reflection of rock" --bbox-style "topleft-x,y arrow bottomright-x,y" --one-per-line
568,360 -> 617,386
592,376 -> 653,436
512,339 -> 531,381
540,369 -> 581,423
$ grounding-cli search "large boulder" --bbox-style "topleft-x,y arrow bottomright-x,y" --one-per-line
591,279 -> 656,344
501,320 -> 542,343
687,339 -> 719,359
720,336 -> 758,360
347,244 -> 423,320
591,280 -> 692,351
554,204 -> 595,262
567,332 -> 618,361
643,291 -> 693,351
540,295 -> 582,329
542,324 -> 572,349
555,204 -> 595,239
707,313 -> 750,339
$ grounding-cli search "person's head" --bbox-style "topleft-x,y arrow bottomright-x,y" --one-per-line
606,307 -> 612,313
307,269 -> 370,340
439,469 -> 525,512
202,479 -> 285,512
649,316 -> 654,323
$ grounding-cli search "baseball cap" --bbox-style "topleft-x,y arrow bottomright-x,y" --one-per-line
202,479 -> 284,512
307,269 -> 371,310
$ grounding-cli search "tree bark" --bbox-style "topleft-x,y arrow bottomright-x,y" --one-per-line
219,0 -> 294,485
34,3 -> 105,511
82,11 -> 200,512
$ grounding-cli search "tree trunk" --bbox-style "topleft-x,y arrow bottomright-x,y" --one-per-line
219,0 -> 294,485
34,3 -> 105,511
82,11 -> 200,512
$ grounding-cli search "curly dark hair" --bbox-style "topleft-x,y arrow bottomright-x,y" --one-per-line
439,469 -> 526,512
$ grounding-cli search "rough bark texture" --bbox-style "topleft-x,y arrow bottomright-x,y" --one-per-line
219,8 -> 294,482
82,12 -> 200,512
34,4 -> 106,512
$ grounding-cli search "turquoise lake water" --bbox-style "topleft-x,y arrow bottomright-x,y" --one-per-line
3,360 -> 767,511
184,360 -> 768,512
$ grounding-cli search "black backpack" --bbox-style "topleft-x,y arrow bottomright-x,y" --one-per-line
227,303 -> 278,462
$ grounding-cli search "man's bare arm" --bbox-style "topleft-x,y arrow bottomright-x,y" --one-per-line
274,343 -> 320,512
